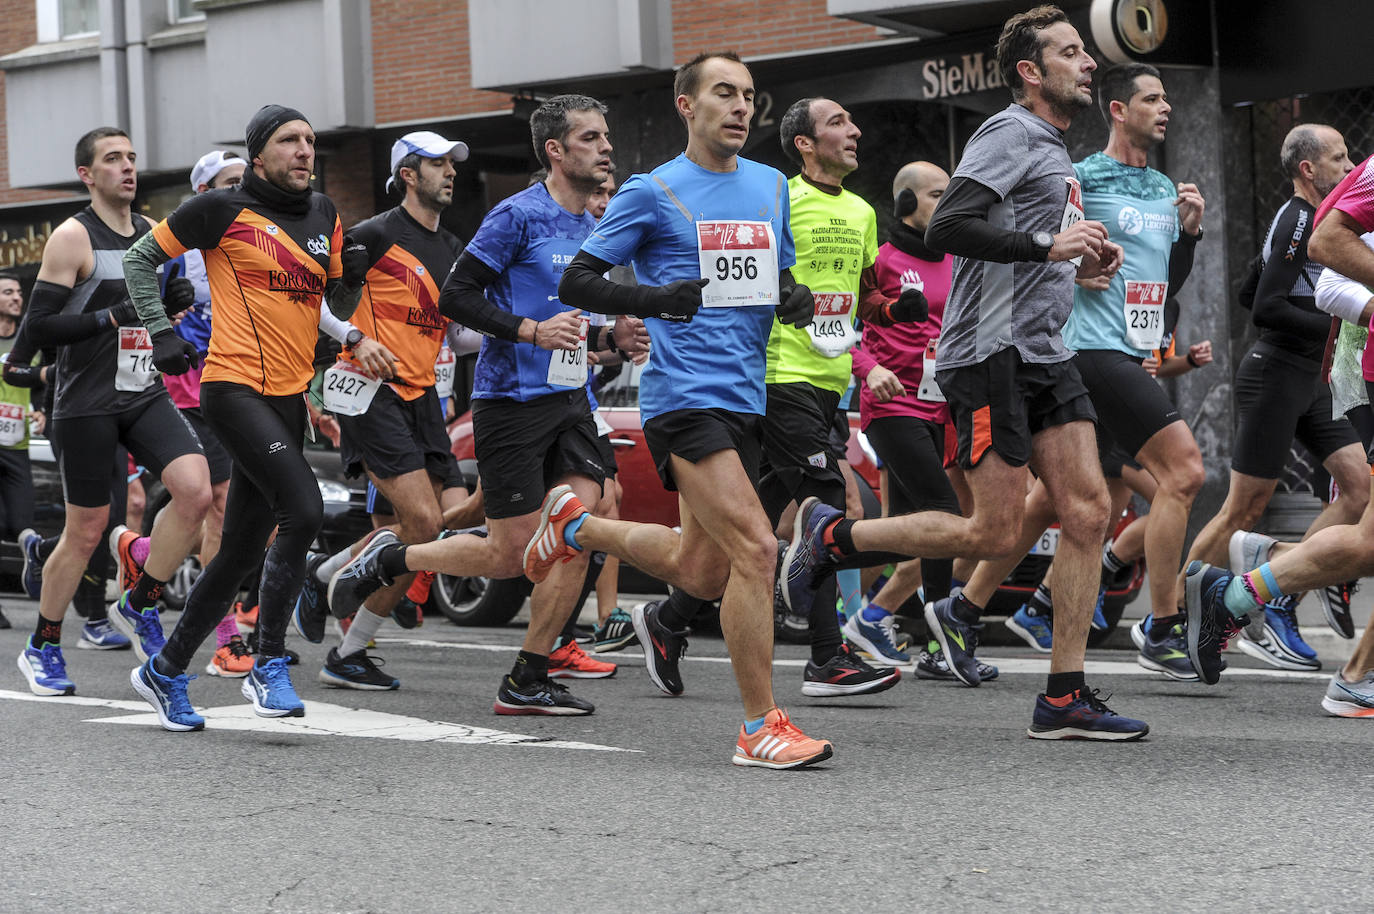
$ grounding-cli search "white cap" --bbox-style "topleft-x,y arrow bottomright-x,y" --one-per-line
190,150 -> 243,191
386,131 -> 469,193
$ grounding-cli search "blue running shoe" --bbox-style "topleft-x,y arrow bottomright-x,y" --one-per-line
1137,622 -> 1199,681
292,552 -> 329,644
1129,613 -> 1153,650
1006,603 -> 1052,653
107,591 -> 165,663
1183,562 -> 1246,685
242,656 -> 306,717
77,619 -> 131,651
130,658 -> 205,731
924,597 -> 981,686
1090,587 -> 1108,631
17,638 -> 74,696
1027,687 -> 1149,740
842,608 -> 911,664
781,497 -> 842,621
19,527 -> 43,599
327,530 -> 401,620
1235,595 -> 1320,671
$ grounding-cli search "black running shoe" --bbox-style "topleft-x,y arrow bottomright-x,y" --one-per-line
1183,561 -> 1247,685
493,675 -> 594,715
291,552 -> 330,644
924,597 -> 981,687
318,647 -> 400,691
1317,580 -> 1357,640
327,530 -> 400,619
390,597 -> 421,630
915,643 -> 998,681
802,643 -> 900,697
630,600 -> 687,696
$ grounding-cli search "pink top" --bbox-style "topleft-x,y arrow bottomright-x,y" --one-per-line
857,242 -> 953,427
162,363 -> 204,409
1319,156 -> 1374,381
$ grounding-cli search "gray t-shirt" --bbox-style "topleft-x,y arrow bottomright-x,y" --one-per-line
937,103 -> 1080,371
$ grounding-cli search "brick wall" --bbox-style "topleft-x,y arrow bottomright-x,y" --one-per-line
0,1 -> 80,204
369,0 -> 886,126
321,133 -> 375,230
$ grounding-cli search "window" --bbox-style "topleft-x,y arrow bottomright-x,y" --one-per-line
36,0 -> 99,41
169,0 -> 203,23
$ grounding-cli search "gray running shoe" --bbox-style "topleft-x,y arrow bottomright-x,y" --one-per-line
327,530 -> 401,620
1228,529 -> 1277,574
1322,670 -> 1374,718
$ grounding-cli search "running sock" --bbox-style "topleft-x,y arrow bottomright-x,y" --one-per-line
511,649 -> 548,686
1101,540 -> 1128,574
836,567 -> 862,621
920,557 -> 953,604
1045,670 -> 1085,700
130,536 -> 151,568
951,593 -> 982,625
809,575 -> 843,665
824,518 -> 856,556
860,603 -> 892,623
564,513 -> 587,549
152,652 -> 181,678
127,572 -> 166,612
214,613 -> 237,649
1149,612 -> 1183,640
1227,565 -> 1277,618
1028,583 -> 1053,616
317,546 -> 353,582
378,544 -> 410,580
657,589 -> 704,631
340,607 -> 385,657
743,714 -> 768,735
33,615 -> 61,647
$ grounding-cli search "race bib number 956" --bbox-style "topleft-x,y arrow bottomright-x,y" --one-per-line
697,220 -> 779,308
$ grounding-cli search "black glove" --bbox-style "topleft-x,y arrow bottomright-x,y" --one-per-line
886,287 -> 928,324
162,262 -> 195,315
104,301 -> 140,327
151,329 -> 200,376
775,283 -> 815,328
650,277 -> 708,323
341,235 -> 370,287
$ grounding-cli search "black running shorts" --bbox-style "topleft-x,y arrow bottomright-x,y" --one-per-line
935,347 -> 1096,470
51,394 -> 203,508
1074,348 -> 1182,458
760,382 -> 846,491
338,384 -> 462,489
642,407 -> 762,492
180,405 -> 232,485
471,388 -> 606,519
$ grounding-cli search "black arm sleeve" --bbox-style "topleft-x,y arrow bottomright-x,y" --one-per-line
25,279 -> 115,346
1167,236 -> 1197,295
436,251 -> 525,341
1,318 -> 44,388
561,251 -> 686,319
1252,205 -> 1332,339
925,176 -> 1037,263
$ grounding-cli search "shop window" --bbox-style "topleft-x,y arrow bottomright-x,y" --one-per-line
36,0 -> 99,41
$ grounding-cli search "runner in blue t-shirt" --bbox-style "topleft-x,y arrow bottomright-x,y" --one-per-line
524,52 -> 834,770
324,95 -> 649,715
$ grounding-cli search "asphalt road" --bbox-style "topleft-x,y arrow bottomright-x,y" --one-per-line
2,591 -> 1371,913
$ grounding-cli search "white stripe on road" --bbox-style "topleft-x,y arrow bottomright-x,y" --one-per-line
0,689 -> 636,752
373,638 -> 1332,680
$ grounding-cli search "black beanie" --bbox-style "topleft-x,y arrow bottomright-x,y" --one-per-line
245,104 -> 310,161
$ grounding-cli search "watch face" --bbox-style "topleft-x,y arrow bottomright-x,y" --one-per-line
1035,232 -> 1054,248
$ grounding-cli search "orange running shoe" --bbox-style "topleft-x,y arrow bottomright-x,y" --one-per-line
206,635 -> 254,678
234,602 -> 259,636
109,525 -> 143,595
406,570 -> 435,605
548,638 -> 616,679
732,708 -> 834,770
523,485 -> 588,583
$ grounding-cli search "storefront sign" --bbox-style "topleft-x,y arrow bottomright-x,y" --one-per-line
919,51 -> 1004,101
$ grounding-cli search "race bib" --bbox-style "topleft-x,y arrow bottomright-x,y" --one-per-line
546,316 -> 589,388
918,337 -> 945,403
1123,280 -> 1168,350
322,360 -> 382,416
434,343 -> 456,399
0,403 -> 25,447
697,220 -> 779,308
1061,176 -> 1085,268
116,328 -> 157,392
807,292 -> 859,358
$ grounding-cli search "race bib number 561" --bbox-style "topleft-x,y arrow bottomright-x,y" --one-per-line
697,220 -> 779,308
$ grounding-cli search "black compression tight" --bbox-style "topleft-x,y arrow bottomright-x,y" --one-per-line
160,383 -> 322,671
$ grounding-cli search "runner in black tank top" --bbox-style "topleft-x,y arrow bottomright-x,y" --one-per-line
15,127 -> 210,701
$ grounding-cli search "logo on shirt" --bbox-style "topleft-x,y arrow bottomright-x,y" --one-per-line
405,306 -> 446,334
807,452 -> 828,469
264,224 -> 279,235
415,265 -> 425,276
899,269 -> 925,293
1118,206 -> 1144,235
268,267 -> 325,304
306,234 -> 330,256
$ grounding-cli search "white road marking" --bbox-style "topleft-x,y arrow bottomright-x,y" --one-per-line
0,690 -> 635,751
374,638 -> 1332,680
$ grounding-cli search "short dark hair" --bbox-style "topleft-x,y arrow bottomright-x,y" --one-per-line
779,98 -> 819,166
529,94 -> 607,170
1097,63 -> 1161,123
996,5 -> 1070,100
74,127 -> 129,170
673,51 -> 748,125
1280,124 -> 1331,180
0,271 -> 19,284
392,151 -> 424,196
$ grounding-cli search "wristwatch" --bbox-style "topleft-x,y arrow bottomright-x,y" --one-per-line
1031,231 -> 1055,261
343,328 -> 364,350
1182,227 -> 1204,243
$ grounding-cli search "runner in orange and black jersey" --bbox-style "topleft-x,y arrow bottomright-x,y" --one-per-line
123,105 -> 367,728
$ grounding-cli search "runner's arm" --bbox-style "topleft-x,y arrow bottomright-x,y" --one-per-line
123,231 -> 177,336
925,176 -> 1036,263
560,251 -> 706,321
317,305 -> 355,344
1167,232 -> 1199,294
1251,205 -> 1331,339
436,251 -> 525,341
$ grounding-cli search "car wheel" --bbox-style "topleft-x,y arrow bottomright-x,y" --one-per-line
430,573 -> 531,627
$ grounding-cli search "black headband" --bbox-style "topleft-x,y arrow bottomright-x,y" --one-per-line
245,105 -> 310,161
